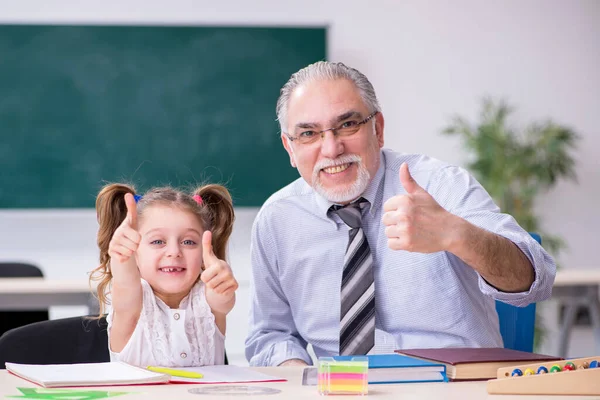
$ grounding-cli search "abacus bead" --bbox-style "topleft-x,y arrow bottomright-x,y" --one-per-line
537,366 -> 548,374
511,368 -> 523,377
580,361 -> 589,369
524,368 -> 535,375
590,360 -> 599,368
563,363 -> 575,371
550,365 -> 562,373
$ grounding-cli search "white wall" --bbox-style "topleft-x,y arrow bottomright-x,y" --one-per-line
1,0 -> 598,362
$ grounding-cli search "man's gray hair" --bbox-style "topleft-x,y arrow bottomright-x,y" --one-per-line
276,61 -> 381,132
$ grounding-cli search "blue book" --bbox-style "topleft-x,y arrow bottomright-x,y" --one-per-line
332,354 -> 447,384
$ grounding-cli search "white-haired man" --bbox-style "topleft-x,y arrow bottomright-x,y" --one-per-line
245,61 -> 556,367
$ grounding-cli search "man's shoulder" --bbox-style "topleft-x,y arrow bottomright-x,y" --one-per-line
383,148 -> 452,173
255,177 -> 315,221
263,177 -> 313,206
382,148 -> 459,185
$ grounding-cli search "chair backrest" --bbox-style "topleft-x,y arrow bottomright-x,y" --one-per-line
495,233 -> 542,352
0,315 -> 230,367
0,262 -> 44,278
0,262 -> 49,337
495,301 -> 536,352
0,316 -> 109,367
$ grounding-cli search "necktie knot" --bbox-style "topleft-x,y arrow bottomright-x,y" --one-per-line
330,198 -> 369,229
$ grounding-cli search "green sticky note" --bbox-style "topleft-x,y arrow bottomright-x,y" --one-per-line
7,388 -> 131,400
319,365 -> 368,374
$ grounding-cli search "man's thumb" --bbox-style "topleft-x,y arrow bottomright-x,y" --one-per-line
399,162 -> 421,194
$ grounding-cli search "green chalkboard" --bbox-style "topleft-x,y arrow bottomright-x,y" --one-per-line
0,25 -> 326,208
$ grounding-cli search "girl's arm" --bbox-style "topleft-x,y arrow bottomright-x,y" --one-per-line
107,194 -> 143,352
201,231 -> 238,335
207,292 -> 235,335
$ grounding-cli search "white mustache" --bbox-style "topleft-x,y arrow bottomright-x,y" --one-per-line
314,154 -> 362,172
311,153 -> 370,203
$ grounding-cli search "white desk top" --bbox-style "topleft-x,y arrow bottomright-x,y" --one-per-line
554,269 -> 600,286
0,278 -> 98,311
0,268 -> 595,312
0,278 -> 95,294
1,269 -> 598,293
0,367 -> 594,399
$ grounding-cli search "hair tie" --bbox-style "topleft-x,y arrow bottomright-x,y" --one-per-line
133,194 -> 143,203
192,195 -> 203,205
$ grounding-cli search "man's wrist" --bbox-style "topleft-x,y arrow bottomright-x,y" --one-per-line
278,358 -> 308,367
444,213 -> 470,255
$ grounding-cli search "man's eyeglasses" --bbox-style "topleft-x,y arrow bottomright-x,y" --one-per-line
284,111 -> 378,145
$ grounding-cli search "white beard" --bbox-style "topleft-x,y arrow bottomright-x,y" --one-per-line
312,154 -> 371,204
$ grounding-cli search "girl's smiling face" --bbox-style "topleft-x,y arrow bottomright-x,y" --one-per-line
135,205 -> 205,308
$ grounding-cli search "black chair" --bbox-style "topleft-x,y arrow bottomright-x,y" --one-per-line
0,315 -> 109,367
0,315 -> 229,367
0,262 -> 49,337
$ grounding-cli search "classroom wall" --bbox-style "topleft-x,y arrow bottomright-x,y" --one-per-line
1,0 -> 598,364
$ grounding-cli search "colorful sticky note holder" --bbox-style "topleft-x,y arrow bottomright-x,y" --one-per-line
317,356 -> 368,396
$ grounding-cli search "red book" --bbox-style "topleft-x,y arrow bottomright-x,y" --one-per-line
395,348 -> 562,381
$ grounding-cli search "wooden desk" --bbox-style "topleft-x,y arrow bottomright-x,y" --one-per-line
0,367 -> 595,399
552,269 -> 600,357
0,278 -> 98,313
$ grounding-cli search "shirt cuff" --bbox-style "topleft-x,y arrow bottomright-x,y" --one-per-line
266,340 -> 313,367
478,231 -> 554,307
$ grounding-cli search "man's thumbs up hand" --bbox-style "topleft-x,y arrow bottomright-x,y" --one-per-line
382,163 -> 457,253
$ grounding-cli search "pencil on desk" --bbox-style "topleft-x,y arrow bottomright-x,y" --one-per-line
147,366 -> 203,379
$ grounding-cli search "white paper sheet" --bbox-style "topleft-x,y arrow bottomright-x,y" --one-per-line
167,365 -> 286,384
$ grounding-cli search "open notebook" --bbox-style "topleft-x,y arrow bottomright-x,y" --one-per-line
5,362 -> 286,388
5,362 -> 169,388
164,365 -> 286,384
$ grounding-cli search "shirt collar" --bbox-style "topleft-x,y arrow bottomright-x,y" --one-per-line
314,151 -> 386,220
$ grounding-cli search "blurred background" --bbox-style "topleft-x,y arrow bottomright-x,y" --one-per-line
0,0 -> 598,365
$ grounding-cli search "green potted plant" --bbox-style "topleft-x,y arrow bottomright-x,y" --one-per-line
442,97 -> 579,348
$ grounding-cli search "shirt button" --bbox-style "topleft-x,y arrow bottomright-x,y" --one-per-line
173,313 -> 180,321
180,352 -> 187,359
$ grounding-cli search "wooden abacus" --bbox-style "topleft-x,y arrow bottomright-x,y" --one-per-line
487,356 -> 600,395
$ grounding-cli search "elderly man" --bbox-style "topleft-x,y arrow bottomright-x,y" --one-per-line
245,61 -> 555,367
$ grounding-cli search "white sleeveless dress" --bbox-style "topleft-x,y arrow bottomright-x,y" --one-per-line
107,279 -> 225,367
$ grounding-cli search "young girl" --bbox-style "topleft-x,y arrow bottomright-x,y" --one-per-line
90,183 -> 237,367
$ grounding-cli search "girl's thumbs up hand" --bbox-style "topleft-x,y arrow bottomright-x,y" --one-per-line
108,193 -> 142,265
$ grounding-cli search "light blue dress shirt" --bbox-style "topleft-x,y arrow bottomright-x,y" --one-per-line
245,149 -> 556,366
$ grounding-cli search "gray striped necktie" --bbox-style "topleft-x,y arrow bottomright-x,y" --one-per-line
330,197 -> 375,356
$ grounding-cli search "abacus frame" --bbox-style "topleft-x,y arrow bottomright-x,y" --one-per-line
487,356 -> 600,395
